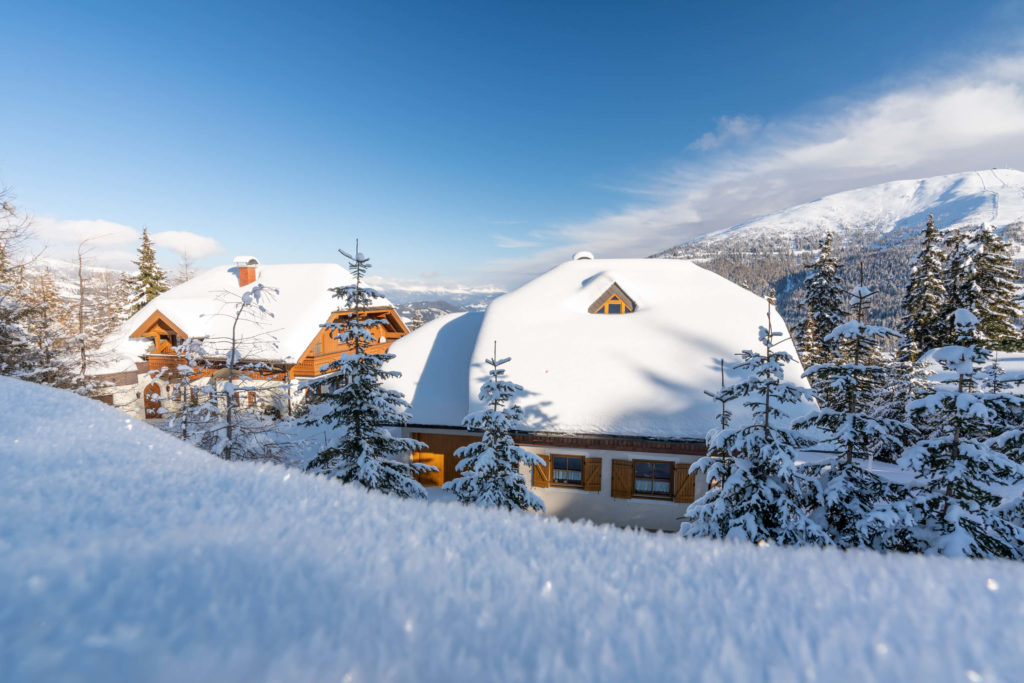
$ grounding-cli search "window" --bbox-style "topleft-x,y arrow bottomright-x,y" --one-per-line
633,460 -> 672,497
595,294 -> 632,315
314,340 -> 322,355
552,455 -> 584,487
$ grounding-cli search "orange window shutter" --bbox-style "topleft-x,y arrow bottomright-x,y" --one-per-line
611,459 -> 633,499
533,454 -> 551,488
673,463 -> 696,503
583,457 -> 602,491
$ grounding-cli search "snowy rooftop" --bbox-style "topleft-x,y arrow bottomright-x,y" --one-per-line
96,262 -> 392,372
3,376 -> 1023,681
387,257 -> 812,440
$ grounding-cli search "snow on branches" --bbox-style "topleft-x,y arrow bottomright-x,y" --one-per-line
444,344 -> 545,512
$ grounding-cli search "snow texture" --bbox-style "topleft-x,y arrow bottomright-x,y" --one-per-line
387,258 -> 812,440
3,376 -> 1024,681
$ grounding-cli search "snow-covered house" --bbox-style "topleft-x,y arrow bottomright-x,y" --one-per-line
92,257 -> 407,418
386,254 -> 811,530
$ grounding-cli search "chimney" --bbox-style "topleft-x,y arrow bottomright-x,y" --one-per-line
233,256 -> 259,287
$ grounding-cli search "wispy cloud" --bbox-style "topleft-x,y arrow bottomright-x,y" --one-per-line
689,115 -> 763,151
480,53 -> 1024,286
31,217 -> 224,269
149,230 -> 223,259
494,234 -> 539,249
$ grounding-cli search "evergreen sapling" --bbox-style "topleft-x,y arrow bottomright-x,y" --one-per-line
444,344 -> 545,511
305,245 -> 434,497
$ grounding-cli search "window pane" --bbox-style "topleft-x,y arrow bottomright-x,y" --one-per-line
567,470 -> 581,483
635,479 -> 652,493
653,463 -> 672,479
553,456 -> 567,470
568,458 -> 582,471
607,303 -> 622,314
634,462 -> 652,478
652,480 -> 671,494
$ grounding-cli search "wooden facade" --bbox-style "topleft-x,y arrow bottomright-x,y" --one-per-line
410,427 -> 703,503
130,306 -> 409,384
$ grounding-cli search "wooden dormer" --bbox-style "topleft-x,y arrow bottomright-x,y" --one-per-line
130,310 -> 189,355
588,283 -> 636,315
292,306 -> 410,378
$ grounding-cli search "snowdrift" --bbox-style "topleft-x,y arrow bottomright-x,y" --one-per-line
1,376 -> 1023,682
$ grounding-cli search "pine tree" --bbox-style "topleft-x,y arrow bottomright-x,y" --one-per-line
795,233 -> 846,405
941,228 -> 977,344
969,224 -> 1021,351
124,228 -> 169,316
305,245 -> 433,497
869,337 -> 931,462
900,214 -> 947,354
901,310 -> 1024,559
444,345 -> 545,511
681,303 -> 831,546
796,285 -> 916,549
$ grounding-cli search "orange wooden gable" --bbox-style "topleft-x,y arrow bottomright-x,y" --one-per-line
291,306 -> 410,378
588,283 -> 636,315
130,310 -> 189,354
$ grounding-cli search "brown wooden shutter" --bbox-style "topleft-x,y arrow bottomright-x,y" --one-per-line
583,457 -> 602,491
533,454 -> 551,488
673,463 -> 697,503
611,459 -> 633,499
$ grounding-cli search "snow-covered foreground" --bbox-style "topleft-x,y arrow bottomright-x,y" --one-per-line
2,377 -> 1023,682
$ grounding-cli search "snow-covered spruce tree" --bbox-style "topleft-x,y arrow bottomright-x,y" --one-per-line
940,228 -> 978,345
901,309 -> 1024,559
122,227 -> 169,317
900,214 -> 947,354
869,336 -> 932,462
444,345 -> 545,511
795,285 -> 917,549
681,304 -> 831,546
969,224 -> 1021,351
305,246 -> 433,497
795,233 -> 846,406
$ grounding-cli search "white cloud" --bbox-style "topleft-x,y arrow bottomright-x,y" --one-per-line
28,217 -> 223,270
150,230 -> 224,259
494,235 -> 539,249
690,115 -> 763,151
482,53 -> 1024,286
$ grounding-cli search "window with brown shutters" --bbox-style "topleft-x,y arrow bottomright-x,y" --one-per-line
633,460 -> 673,498
673,463 -> 697,503
611,459 -> 634,498
532,454 -> 552,488
583,457 -> 602,491
552,455 -> 584,488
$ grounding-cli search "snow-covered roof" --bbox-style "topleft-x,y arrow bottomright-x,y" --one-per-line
96,263 -> 392,372
387,257 -> 811,440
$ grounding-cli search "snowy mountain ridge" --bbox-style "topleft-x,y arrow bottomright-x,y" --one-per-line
693,168 -> 1024,246
656,169 -> 1024,329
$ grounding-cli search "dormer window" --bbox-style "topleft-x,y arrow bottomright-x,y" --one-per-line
588,283 -> 635,315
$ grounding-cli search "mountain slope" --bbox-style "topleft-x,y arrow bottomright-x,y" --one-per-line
699,168 -> 1024,246
657,169 -> 1024,328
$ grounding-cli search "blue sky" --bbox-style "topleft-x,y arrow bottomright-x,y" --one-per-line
4,1 -> 1024,288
